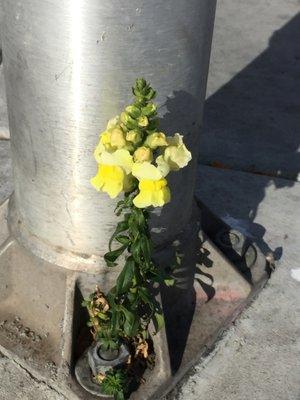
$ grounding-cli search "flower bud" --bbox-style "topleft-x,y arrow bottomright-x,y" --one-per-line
141,103 -> 157,117
134,146 -> 153,162
110,127 -> 126,148
120,112 -> 137,129
144,132 -> 168,149
126,130 -> 142,144
125,105 -> 141,118
137,115 -> 149,128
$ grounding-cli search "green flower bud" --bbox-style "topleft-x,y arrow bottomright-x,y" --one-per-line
136,78 -> 147,91
125,105 -> 141,119
120,112 -> 137,130
145,88 -> 156,100
141,103 -> 157,117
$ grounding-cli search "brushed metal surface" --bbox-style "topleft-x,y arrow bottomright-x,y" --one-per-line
1,0 -> 216,267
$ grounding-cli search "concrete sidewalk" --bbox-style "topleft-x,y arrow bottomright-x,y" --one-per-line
199,0 -> 300,181
166,166 -> 300,400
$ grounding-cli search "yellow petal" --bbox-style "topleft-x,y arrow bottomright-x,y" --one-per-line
164,133 -> 192,170
99,149 -> 133,174
152,185 -> 171,207
90,165 -> 104,191
132,162 -> 162,181
93,141 -> 106,163
106,115 -> 120,130
103,179 -> 123,198
90,164 -> 124,199
133,190 -> 153,208
156,155 -> 170,177
133,178 -> 171,208
100,131 -> 111,145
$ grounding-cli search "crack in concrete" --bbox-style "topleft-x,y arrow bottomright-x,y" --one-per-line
0,351 -> 67,399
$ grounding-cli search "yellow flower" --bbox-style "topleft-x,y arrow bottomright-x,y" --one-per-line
134,147 -> 153,163
131,161 -> 170,208
91,149 -> 134,198
91,164 -> 125,198
164,133 -> 192,170
144,132 -> 168,149
133,179 -> 170,208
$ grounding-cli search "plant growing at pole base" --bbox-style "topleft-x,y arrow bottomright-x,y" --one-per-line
85,78 -> 192,399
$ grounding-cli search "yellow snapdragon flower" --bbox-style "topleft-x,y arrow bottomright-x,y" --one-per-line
131,162 -> 170,208
91,164 -> 125,199
164,133 -> 192,170
91,149 -> 134,198
133,179 -> 170,208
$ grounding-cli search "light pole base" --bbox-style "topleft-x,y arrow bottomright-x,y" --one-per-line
0,199 -> 269,399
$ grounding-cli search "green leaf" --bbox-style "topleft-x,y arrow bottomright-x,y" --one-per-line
114,200 -> 124,213
131,240 -> 141,263
140,235 -> 151,261
109,221 -> 129,251
98,312 -> 109,320
116,257 -> 135,294
121,306 -> 137,337
136,209 -> 146,227
110,309 -> 119,332
164,278 -> 175,287
104,245 -> 127,267
153,312 -> 164,333
115,235 -> 130,245
115,391 -> 125,400
138,287 -> 152,305
124,314 -> 139,337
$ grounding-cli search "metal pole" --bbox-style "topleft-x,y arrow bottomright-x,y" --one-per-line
2,0 -> 216,270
